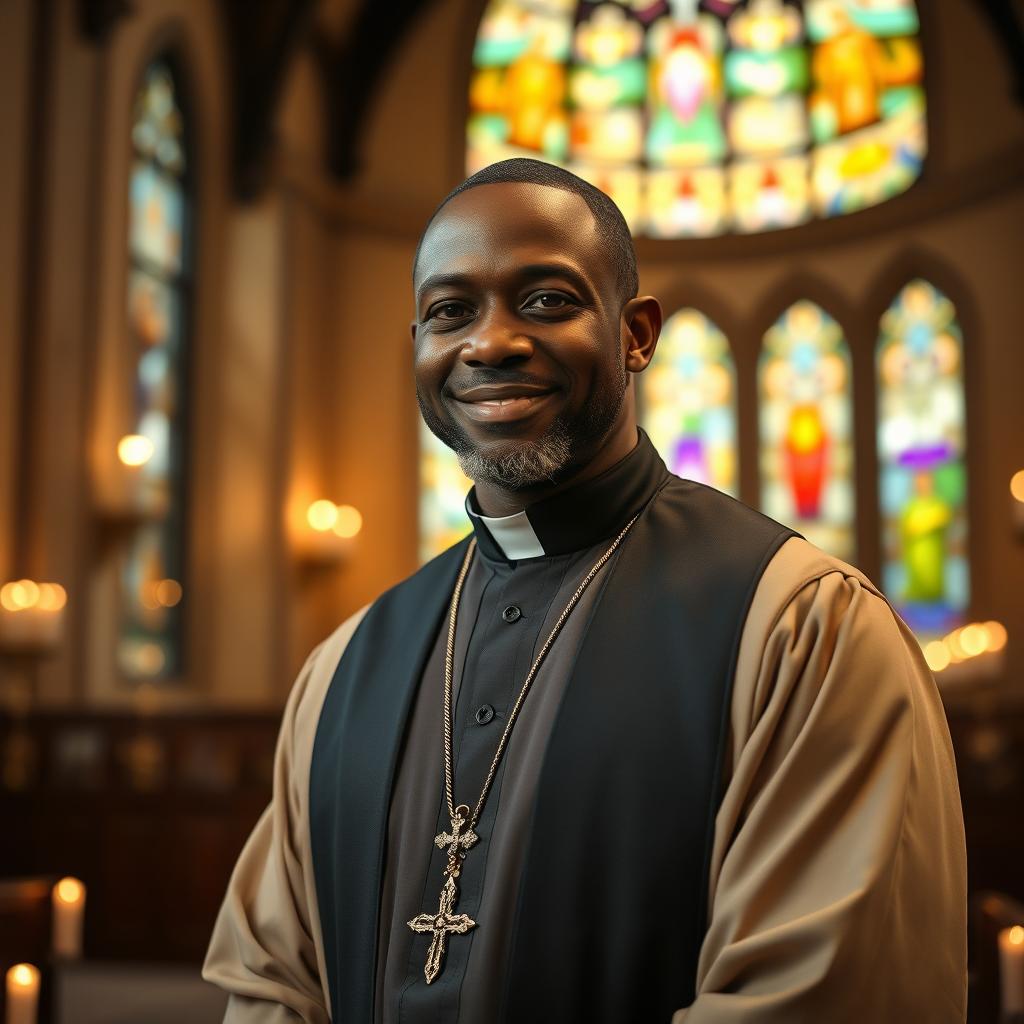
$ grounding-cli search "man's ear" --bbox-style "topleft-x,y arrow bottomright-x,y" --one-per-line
622,296 -> 663,373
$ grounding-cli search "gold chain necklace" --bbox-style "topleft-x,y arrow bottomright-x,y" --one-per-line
407,510 -> 641,984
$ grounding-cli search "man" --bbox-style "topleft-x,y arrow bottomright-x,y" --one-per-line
203,159 -> 967,1023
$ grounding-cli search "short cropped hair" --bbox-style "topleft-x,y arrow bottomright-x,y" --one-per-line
414,158 -> 639,306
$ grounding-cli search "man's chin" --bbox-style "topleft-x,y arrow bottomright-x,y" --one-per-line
454,430 -> 576,492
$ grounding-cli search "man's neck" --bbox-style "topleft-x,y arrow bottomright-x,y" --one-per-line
472,418 -> 640,518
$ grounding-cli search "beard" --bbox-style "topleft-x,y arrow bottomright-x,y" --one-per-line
417,364 -> 629,492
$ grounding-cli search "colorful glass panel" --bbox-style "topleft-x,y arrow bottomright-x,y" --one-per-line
759,300 -> 855,559
419,422 -> 474,563
467,0 -> 926,237
119,60 -> 190,682
877,280 -> 968,637
641,308 -> 737,494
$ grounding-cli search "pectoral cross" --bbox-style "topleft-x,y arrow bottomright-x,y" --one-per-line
407,805 -> 479,984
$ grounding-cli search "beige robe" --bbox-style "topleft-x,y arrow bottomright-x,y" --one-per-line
201,538 -> 968,1022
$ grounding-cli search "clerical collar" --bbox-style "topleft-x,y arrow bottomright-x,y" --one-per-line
464,429 -> 668,562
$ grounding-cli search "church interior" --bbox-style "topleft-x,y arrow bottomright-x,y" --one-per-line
0,0 -> 1022,1020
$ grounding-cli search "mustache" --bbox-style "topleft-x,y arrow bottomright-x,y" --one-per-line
443,369 -> 557,396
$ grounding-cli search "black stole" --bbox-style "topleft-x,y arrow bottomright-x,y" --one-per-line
310,479 -> 794,1023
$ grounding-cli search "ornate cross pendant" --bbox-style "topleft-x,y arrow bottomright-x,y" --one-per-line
407,805 -> 478,984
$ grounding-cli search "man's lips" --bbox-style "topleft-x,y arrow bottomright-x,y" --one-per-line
450,385 -> 559,424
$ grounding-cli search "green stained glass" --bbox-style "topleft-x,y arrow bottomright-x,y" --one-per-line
877,280 -> 968,639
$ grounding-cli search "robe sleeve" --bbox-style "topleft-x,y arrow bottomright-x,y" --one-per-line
672,539 -> 967,1024
202,608 -> 369,1023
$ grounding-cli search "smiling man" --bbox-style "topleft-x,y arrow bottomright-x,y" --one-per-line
203,159 -> 967,1023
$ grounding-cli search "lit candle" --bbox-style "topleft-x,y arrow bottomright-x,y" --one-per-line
0,580 -> 67,652
296,501 -> 362,564
1000,925 -> 1024,1016
52,876 -> 86,958
5,963 -> 39,1024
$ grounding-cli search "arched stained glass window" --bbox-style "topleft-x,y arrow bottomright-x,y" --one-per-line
118,60 -> 191,681
420,423 -> 474,563
467,0 -> 925,238
641,307 -> 737,493
759,300 -> 854,558
877,280 -> 968,637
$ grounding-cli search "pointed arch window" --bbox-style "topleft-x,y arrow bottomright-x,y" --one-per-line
877,280 -> 968,637
758,300 -> 855,559
118,59 -> 191,681
467,0 -> 926,238
641,307 -> 738,494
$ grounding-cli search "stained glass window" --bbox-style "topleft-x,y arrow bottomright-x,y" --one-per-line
759,300 -> 855,558
877,280 -> 968,637
641,307 -> 737,493
420,423 -> 474,563
118,60 -> 190,681
467,0 -> 926,237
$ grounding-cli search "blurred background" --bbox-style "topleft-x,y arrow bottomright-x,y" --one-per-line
0,0 -> 1022,1020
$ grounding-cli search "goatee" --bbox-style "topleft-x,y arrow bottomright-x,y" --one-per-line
417,368 -> 627,492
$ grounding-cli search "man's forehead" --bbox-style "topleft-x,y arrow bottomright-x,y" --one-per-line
415,182 -> 605,287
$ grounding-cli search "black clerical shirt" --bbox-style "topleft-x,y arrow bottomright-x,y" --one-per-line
374,433 -> 666,1023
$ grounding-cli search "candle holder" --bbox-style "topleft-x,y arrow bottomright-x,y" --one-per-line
0,581 -> 67,656
293,500 -> 362,567
92,434 -> 169,528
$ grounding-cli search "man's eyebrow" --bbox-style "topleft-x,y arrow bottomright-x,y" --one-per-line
416,263 -> 596,302
416,272 -> 473,296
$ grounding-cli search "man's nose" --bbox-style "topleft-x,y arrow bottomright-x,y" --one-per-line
459,310 -> 534,366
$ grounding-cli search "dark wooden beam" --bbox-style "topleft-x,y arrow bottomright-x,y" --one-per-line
973,0 -> 1024,104
318,0 -> 439,182
77,0 -> 133,45
219,0 -> 319,200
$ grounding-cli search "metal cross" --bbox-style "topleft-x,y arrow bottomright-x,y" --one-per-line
407,806 -> 479,984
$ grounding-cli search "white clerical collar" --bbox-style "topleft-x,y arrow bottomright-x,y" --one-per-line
464,498 -> 546,560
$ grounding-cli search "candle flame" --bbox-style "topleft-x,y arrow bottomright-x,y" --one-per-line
1011,469 -> 1024,503
307,500 -> 338,532
118,433 -> 154,467
1010,925 -> 1024,946
332,505 -> 363,539
55,876 -> 85,904
8,962 -> 39,988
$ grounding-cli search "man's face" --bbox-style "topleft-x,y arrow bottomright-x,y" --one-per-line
412,183 -> 630,491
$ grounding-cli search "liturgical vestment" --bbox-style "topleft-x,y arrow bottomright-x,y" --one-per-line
203,431 -> 967,1023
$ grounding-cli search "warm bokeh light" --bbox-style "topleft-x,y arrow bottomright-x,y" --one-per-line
959,623 -> 987,657
1009,925 -> 1024,945
306,499 -> 338,532
332,505 -> 363,539
117,433 -> 155,466
37,582 -> 68,611
984,620 -> 1008,652
7,962 -> 39,988
155,578 -> 182,607
1011,469 -> 1024,503
926,619 -> 1009,674
923,640 -> 951,673
136,642 -> 166,675
1,579 -> 40,610
54,877 -> 84,904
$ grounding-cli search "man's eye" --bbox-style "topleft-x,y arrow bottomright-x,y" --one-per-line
433,302 -> 472,320
527,292 -> 570,311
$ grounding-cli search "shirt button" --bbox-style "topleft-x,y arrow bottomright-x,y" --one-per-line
502,605 -> 522,623
475,705 -> 495,725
